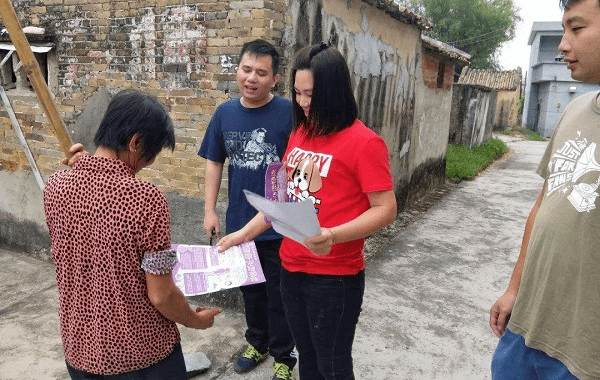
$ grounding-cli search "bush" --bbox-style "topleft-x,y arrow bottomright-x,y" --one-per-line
525,129 -> 545,141
446,138 -> 508,182
518,95 -> 525,115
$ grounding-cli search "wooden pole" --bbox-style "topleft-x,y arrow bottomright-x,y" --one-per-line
0,0 -> 73,157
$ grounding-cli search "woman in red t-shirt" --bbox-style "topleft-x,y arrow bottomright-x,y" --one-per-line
218,44 -> 397,380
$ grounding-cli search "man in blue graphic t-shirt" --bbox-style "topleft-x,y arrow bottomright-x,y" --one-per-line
198,39 -> 295,380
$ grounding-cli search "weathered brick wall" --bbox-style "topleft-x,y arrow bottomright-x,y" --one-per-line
421,53 -> 453,90
1,0 -> 287,198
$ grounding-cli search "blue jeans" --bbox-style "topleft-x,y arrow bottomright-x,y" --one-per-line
66,342 -> 186,379
240,239 -> 296,367
280,269 -> 365,380
491,328 -> 579,380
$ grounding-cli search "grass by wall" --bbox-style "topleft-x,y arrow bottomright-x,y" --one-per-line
446,138 -> 508,182
503,127 -> 546,141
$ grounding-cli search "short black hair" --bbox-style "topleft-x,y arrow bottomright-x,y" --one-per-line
291,43 -> 358,136
239,39 -> 280,75
94,89 -> 175,161
560,0 -> 599,9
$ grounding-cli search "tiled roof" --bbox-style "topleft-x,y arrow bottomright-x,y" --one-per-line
421,35 -> 471,63
457,66 -> 522,91
362,0 -> 433,30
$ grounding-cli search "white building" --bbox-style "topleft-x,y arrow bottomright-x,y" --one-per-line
522,21 -> 598,137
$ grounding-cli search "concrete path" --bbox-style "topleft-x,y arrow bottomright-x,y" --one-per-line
0,136 -> 547,380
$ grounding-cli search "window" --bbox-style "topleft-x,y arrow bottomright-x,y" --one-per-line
437,60 -> 446,88
0,42 -> 55,92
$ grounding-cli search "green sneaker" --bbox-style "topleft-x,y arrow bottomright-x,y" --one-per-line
272,362 -> 294,380
233,344 -> 269,373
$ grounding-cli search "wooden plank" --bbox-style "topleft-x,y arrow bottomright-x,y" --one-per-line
0,0 -> 73,157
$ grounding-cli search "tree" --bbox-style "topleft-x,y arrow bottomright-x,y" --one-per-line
402,0 -> 521,69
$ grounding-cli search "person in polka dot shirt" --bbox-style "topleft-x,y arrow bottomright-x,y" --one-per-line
44,89 -> 221,379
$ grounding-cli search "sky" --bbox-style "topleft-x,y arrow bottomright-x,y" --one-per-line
497,0 -> 564,71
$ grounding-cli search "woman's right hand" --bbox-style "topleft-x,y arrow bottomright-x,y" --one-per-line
61,143 -> 89,167
192,307 -> 222,330
216,230 -> 247,253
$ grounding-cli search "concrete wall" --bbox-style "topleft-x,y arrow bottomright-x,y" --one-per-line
538,35 -> 562,63
493,90 -> 520,131
283,0 -> 420,207
410,48 -> 454,202
449,85 -> 496,147
0,0 -> 454,261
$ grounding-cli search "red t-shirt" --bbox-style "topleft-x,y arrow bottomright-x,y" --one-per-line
43,156 -> 180,375
280,119 -> 393,275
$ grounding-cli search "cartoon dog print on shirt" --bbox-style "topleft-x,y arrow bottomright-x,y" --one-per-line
287,158 -> 322,205
285,147 -> 333,211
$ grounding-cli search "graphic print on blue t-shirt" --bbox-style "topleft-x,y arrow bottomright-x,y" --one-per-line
224,128 -> 280,170
547,131 -> 600,213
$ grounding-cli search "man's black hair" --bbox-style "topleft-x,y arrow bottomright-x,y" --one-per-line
94,89 -> 175,161
560,0 -> 599,9
239,39 -> 281,75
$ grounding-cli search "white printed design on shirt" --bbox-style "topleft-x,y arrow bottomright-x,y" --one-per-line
547,131 -> 600,213
224,128 -> 280,170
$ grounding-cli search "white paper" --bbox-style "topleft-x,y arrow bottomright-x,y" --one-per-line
243,189 -> 321,244
171,241 -> 265,296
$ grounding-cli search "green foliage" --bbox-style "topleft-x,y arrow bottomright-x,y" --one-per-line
518,94 -> 525,115
525,129 -> 545,141
446,138 -> 508,181
408,0 -> 521,69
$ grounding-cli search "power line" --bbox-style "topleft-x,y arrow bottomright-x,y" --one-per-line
453,32 -> 510,49
445,27 -> 509,44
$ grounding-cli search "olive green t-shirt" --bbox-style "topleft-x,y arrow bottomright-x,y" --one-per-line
509,91 -> 600,380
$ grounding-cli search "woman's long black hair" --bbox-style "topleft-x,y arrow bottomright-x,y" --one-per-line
291,43 -> 358,137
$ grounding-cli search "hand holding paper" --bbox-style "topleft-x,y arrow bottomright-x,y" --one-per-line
243,189 -> 321,245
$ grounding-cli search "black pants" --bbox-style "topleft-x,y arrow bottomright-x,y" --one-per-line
66,342 -> 186,380
281,269 -> 365,380
240,239 -> 296,368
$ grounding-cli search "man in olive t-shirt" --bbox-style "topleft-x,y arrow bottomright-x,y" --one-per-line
489,1 -> 600,379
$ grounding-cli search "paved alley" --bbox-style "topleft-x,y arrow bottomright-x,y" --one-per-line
0,136 -> 548,380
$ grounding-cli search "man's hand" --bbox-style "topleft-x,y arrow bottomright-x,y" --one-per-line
191,307 -> 222,330
61,143 -> 89,167
203,212 -> 220,240
490,291 -> 517,337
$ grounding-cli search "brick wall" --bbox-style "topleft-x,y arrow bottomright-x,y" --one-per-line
421,52 -> 453,90
1,0 -> 287,198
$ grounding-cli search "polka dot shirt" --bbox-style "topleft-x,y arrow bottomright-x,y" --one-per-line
43,155 -> 180,375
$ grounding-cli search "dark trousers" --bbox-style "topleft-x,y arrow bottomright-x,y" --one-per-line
280,269 -> 365,380
66,343 -> 186,380
240,239 -> 296,368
